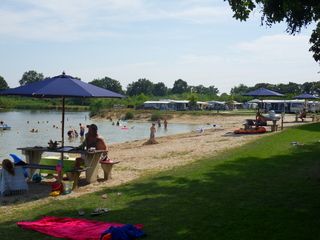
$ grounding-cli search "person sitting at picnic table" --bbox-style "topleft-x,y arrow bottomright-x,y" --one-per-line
299,108 -> 307,121
255,112 -> 267,126
74,124 -> 107,169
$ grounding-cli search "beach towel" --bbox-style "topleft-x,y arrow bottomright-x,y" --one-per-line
17,216 -> 143,240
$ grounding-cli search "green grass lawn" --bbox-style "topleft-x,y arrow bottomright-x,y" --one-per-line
1,123 -> 320,239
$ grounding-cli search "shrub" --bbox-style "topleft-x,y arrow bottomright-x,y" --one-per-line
150,111 -> 161,121
125,111 -> 134,120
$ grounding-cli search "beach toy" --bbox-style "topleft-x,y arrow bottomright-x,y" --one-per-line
121,126 -> 129,130
32,173 -> 42,183
234,127 -> 266,134
50,190 -> 61,197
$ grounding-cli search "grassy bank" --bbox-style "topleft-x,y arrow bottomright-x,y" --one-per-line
0,123 -> 319,239
0,96 -> 89,111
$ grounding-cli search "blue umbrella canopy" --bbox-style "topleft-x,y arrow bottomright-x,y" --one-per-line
0,72 -> 124,98
243,88 -> 284,97
293,93 -> 318,99
0,72 -> 124,148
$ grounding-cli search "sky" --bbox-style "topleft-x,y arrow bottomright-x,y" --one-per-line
0,0 -> 319,94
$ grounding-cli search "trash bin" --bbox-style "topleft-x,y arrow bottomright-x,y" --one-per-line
62,180 -> 74,194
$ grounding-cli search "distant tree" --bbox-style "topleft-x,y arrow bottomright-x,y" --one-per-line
191,84 -> 219,96
188,93 -> 198,110
126,78 -> 154,96
172,79 -> 188,94
253,83 -> 277,91
19,70 -> 44,86
90,76 -> 123,94
152,82 -> 168,96
208,85 -> 219,96
225,0 -> 320,64
219,93 -> 231,101
0,75 -> 9,90
276,82 -> 301,94
313,81 -> 320,96
301,82 -> 315,94
230,84 -> 249,95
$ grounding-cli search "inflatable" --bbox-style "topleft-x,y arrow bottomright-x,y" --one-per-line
234,127 -> 267,134
121,126 -> 129,130
0,124 -> 11,130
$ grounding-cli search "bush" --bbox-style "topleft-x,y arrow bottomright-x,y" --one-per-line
150,111 -> 161,121
125,111 -> 134,120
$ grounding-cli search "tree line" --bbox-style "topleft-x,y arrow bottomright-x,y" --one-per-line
0,70 -> 219,97
1,70 -> 319,98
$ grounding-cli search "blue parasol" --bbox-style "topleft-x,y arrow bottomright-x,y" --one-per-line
243,88 -> 284,97
0,72 -> 124,147
293,93 -> 318,99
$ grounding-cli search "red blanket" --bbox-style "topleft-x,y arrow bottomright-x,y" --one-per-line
17,216 -> 143,240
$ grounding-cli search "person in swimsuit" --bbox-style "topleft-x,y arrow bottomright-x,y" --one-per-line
79,123 -> 85,137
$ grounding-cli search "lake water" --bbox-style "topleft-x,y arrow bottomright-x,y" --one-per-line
0,110 -> 202,159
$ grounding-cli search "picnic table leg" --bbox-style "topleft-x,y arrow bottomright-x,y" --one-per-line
22,150 -> 42,177
101,163 -> 113,180
84,153 -> 100,183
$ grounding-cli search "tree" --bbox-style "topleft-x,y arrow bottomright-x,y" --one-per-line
0,75 -> 9,90
90,76 -> 123,94
208,85 -> 219,96
172,79 -> 188,94
126,78 -> 154,96
276,82 -> 301,95
230,84 -> 249,95
219,93 -> 231,101
19,70 -> 44,86
301,82 -> 315,94
191,84 -> 219,96
188,93 -> 198,110
225,0 -> 320,64
152,82 -> 168,96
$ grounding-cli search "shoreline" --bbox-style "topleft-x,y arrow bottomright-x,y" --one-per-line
0,114 -> 305,213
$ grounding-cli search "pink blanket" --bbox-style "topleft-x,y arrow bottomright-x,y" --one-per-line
17,216 -> 143,240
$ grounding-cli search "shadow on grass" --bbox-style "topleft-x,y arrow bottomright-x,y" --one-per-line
1,124 -> 320,240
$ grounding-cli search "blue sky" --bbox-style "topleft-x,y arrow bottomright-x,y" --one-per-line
0,0 -> 318,93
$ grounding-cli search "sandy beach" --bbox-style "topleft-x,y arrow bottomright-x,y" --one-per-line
0,113 -> 303,213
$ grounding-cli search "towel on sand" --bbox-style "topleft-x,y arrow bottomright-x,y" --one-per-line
17,216 -> 143,240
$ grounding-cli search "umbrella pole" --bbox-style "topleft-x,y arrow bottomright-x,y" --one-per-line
62,97 -> 65,148
58,97 -> 65,183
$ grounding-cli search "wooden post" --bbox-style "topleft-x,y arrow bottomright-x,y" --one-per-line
281,112 -> 284,130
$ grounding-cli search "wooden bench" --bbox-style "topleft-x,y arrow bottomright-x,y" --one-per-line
100,161 -> 120,180
295,113 -> 318,122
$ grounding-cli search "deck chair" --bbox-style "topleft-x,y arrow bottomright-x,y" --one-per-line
0,166 -> 28,196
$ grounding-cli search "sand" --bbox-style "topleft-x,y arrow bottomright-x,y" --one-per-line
0,113 -> 303,213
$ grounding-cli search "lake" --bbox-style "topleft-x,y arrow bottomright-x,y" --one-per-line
0,110 -> 202,159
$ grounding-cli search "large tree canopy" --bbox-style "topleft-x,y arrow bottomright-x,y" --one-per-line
19,70 -> 44,86
90,76 -> 123,94
225,0 -> 320,64
126,78 -> 154,96
0,75 -> 9,90
172,79 -> 188,94
152,82 -> 168,96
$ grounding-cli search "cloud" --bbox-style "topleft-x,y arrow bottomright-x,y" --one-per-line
0,0 -> 233,41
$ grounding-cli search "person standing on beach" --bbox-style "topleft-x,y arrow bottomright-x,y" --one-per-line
164,119 -> 168,130
143,123 -> 158,145
157,118 -> 161,127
